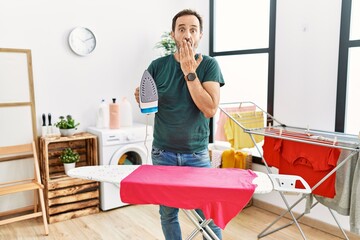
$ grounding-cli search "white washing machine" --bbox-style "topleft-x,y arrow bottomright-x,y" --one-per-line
87,123 -> 153,211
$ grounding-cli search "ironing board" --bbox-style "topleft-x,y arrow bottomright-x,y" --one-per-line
67,164 -> 310,240
67,165 -> 273,194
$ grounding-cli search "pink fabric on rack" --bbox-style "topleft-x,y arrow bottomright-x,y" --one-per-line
215,106 -> 256,141
120,165 -> 257,229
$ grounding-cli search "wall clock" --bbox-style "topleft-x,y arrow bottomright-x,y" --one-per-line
68,27 -> 96,56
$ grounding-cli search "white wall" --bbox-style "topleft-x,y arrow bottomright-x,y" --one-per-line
0,0 -> 208,211
0,0 -> 209,134
253,0 -> 350,232
274,0 -> 342,131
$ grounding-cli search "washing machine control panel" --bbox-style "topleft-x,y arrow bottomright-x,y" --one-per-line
104,133 -> 125,145
87,125 -> 153,147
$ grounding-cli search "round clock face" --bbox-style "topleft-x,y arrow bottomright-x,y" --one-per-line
68,27 -> 96,56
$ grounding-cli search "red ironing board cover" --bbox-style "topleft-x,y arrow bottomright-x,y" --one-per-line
120,165 -> 257,229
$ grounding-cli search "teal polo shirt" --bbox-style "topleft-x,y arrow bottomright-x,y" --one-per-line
148,54 -> 224,153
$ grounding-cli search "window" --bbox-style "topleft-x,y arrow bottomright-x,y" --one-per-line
215,54 -> 269,104
345,47 -> 360,134
349,0 -> 360,40
209,0 -> 276,161
336,0 -> 360,134
210,0 -> 275,113
213,1 -> 270,52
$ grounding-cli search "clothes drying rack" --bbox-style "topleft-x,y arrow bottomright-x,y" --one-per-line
218,101 -> 360,240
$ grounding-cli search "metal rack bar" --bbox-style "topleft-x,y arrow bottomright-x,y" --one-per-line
218,101 -> 360,240
219,101 -> 360,152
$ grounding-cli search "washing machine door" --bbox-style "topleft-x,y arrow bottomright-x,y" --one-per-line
108,144 -> 147,188
109,144 -> 147,166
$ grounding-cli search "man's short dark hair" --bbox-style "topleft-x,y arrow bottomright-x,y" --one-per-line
172,9 -> 203,33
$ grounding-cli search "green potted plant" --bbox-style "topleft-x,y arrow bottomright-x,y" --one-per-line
59,147 -> 80,174
55,115 -> 80,137
155,31 -> 177,56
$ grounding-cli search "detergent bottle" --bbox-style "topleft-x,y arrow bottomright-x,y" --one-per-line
221,148 -> 235,168
96,99 -> 109,129
109,98 -> 120,129
234,151 -> 246,169
119,97 -> 133,127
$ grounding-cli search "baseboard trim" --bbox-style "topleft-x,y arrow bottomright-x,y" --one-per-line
252,199 -> 359,239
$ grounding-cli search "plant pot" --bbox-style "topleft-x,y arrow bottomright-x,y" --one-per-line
60,128 -> 76,137
64,162 -> 76,175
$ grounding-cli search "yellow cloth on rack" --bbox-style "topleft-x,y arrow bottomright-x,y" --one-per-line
224,111 -> 264,149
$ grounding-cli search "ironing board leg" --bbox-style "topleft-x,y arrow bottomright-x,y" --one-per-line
182,209 -> 220,240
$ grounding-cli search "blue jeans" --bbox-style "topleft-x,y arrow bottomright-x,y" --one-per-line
152,146 -> 223,240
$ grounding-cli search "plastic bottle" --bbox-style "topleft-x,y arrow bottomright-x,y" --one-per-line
109,98 -> 120,129
119,97 -> 133,127
234,151 -> 246,169
96,99 -> 109,129
221,148 -> 235,168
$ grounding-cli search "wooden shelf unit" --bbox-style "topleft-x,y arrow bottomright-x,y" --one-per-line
39,132 -> 99,223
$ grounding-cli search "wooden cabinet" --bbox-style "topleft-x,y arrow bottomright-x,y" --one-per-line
39,133 -> 99,223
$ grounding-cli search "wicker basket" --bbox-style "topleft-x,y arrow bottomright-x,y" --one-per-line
244,152 -> 252,170
242,153 -> 253,208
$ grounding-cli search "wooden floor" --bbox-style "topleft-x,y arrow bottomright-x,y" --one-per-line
0,205 -> 350,240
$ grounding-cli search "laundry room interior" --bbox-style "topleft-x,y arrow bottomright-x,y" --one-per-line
1,0 -> 360,239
